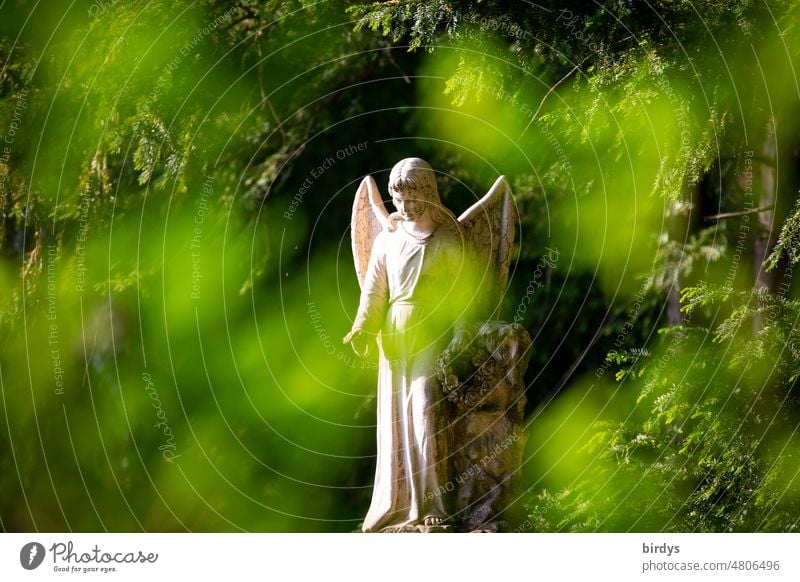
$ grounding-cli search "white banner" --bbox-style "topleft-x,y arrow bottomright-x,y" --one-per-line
1,533 -> 797,581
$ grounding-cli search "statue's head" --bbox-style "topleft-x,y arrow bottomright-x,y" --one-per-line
388,158 -> 449,224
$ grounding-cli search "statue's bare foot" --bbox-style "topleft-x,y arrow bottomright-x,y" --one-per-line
423,515 -> 444,527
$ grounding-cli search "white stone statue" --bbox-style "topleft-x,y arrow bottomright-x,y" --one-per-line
343,158 -> 516,533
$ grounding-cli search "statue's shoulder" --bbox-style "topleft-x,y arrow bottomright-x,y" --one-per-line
434,221 -> 461,239
431,222 -> 465,252
376,227 -> 398,243
372,227 -> 397,253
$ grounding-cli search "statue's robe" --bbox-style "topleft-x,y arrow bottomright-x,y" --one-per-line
353,223 -> 465,532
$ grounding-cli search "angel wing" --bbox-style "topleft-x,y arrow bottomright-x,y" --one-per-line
457,175 -> 517,306
351,175 -> 391,288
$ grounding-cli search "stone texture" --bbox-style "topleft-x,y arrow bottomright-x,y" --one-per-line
437,321 -> 532,532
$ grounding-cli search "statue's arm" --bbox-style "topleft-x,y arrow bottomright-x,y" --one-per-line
344,234 -> 389,357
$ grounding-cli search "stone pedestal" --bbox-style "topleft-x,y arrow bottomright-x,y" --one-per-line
437,321 -> 532,532
379,524 -> 454,533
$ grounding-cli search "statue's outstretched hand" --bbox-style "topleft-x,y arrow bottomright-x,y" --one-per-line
343,328 -> 371,358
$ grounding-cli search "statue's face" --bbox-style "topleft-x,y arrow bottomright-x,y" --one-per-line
390,189 -> 428,222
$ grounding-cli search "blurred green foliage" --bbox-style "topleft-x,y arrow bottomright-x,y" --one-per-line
2,0 -> 800,532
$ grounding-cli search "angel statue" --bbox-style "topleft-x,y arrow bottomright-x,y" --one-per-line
343,157 -> 516,533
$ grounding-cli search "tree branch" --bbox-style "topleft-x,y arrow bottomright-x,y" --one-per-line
520,58 -> 586,136
703,205 -> 774,221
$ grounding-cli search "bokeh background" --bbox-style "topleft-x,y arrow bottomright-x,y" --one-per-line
1,0 -> 799,532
